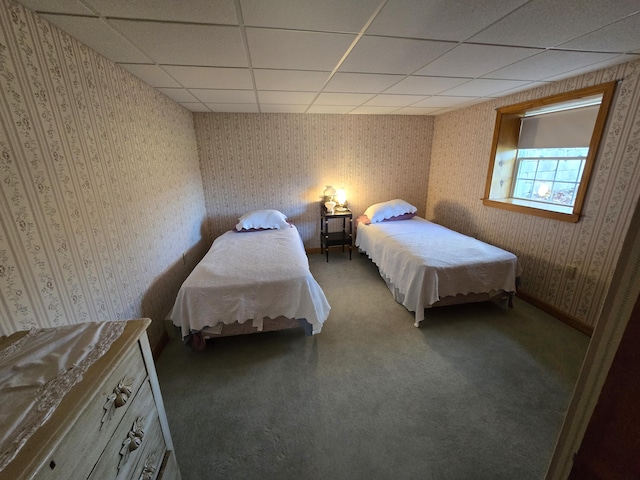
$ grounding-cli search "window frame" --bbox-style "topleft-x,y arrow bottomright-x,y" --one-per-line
482,82 -> 617,223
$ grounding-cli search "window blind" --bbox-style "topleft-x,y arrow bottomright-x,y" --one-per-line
518,105 -> 600,149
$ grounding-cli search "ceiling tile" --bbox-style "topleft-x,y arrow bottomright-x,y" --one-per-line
364,94 -> 426,107
258,91 -> 316,104
205,103 -> 259,112
40,15 -> 151,63
393,107 -> 442,115
558,13 -> 640,53
314,93 -> 375,105
415,44 -> 542,78
340,36 -> 455,74
253,70 -> 330,91
85,0 -> 238,24
119,64 -> 181,87
469,0 -> 640,48
385,76 -> 470,95
484,50 -> 621,81
110,21 -> 247,67
442,78 -> 531,96
157,88 -> 199,103
162,66 -> 253,89
349,106 -> 400,114
411,96 -> 483,108
307,105 -> 355,114
260,105 -> 308,113
17,0 -> 94,14
246,28 -> 355,70
190,89 -> 256,103
367,0 -> 529,41
180,103 -> 211,112
240,0 -> 380,33
324,73 -> 405,93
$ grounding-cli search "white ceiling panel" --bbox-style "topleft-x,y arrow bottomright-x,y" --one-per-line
111,21 -> 247,67
247,29 -> 355,70
157,88 -> 199,103
307,105 -> 355,114
258,92 -> 317,105
324,73 -> 405,93
162,66 -> 253,89
485,50 -> 621,81
415,44 -> 542,78
190,89 -> 256,103
260,105 -> 309,113
368,0 -> 529,41
340,36 -> 455,74
386,76 -> 470,95
314,93 -> 375,105
205,103 -> 259,113
469,0 -> 640,48
349,106 -> 400,114
18,0 -> 640,115
364,95 -> 426,107
558,13 -> 640,53
253,70 -> 331,92
180,103 -> 212,112
85,0 -> 238,24
41,15 -> 151,63
119,64 -> 181,88
442,79 -> 532,97
240,0 -> 380,33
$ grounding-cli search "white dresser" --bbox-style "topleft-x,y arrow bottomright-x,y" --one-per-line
0,319 -> 181,480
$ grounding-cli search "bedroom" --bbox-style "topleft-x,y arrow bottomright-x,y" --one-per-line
1,0 -> 640,479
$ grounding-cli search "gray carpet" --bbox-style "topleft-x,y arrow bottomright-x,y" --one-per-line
155,251 -> 589,480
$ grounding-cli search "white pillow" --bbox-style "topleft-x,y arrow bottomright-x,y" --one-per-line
363,199 -> 417,223
235,209 -> 289,231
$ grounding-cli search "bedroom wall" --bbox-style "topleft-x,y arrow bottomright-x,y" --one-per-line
427,59 -> 640,330
0,1 -> 208,347
193,113 -> 433,246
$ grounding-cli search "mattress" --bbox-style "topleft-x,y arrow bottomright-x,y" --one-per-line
168,225 -> 330,338
356,216 -> 518,325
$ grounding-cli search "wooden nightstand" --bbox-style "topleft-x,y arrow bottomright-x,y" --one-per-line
320,203 -> 352,262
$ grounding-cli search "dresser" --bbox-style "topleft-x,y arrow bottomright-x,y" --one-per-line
0,319 -> 181,480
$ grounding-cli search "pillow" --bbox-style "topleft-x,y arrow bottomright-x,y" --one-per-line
363,199 -> 417,223
235,209 -> 289,231
357,212 -> 416,226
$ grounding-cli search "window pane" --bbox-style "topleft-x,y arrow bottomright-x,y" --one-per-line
517,159 -> 538,179
551,182 -> 576,205
514,180 -> 534,199
537,160 -> 558,181
533,181 -> 552,201
556,160 -> 582,182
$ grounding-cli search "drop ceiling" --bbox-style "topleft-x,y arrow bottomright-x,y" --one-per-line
15,0 -> 640,115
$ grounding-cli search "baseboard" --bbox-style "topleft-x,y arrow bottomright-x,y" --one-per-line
152,331 -> 170,360
516,290 -> 594,336
306,247 -> 322,255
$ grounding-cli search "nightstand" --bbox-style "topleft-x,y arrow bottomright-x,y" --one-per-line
320,203 -> 352,262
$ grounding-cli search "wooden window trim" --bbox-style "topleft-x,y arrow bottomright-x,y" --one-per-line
483,81 -> 617,223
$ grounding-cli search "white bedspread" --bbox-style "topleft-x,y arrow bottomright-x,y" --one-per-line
356,217 -> 518,324
168,226 -> 330,338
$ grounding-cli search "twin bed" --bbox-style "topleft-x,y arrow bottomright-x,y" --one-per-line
167,201 -> 519,347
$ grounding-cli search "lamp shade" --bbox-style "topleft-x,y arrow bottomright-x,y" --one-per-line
323,186 -> 336,197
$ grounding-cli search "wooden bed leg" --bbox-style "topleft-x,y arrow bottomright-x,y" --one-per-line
508,293 -> 514,309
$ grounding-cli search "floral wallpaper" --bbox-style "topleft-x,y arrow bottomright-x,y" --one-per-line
194,113 -> 433,245
0,0 -> 207,347
428,59 -> 640,329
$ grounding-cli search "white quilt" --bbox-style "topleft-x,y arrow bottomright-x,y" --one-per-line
168,226 -> 330,338
356,217 -> 518,324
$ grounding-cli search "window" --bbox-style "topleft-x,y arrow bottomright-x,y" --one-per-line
483,82 -> 616,222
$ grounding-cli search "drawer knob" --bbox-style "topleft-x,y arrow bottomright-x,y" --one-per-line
139,453 -> 157,480
118,417 -> 145,470
101,377 -> 133,429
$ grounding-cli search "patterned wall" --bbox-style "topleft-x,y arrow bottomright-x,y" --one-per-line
428,59 -> 640,329
0,1 -> 207,347
194,113 -> 433,246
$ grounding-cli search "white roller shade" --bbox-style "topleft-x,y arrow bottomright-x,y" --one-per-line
518,105 -> 600,149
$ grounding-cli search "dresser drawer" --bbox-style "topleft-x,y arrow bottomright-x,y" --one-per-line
88,380 -> 163,480
33,341 -> 148,480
